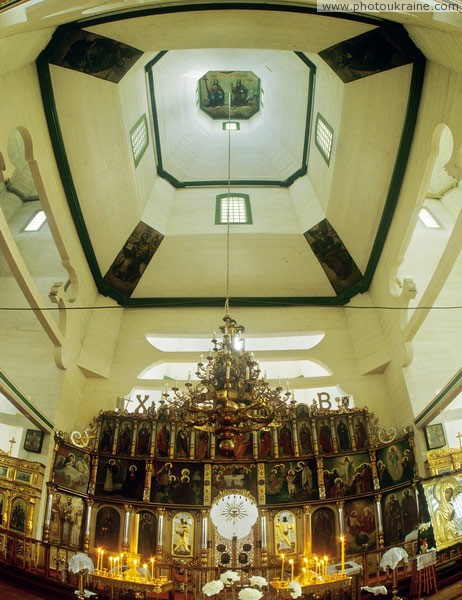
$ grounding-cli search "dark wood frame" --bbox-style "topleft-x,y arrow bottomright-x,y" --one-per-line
23,429 -> 44,453
424,423 -> 446,450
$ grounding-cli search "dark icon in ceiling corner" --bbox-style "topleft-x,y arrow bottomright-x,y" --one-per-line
304,219 -> 362,295
49,29 -> 142,83
319,26 -> 415,83
104,222 -> 164,297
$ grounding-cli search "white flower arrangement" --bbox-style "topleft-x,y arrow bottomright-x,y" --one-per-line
288,580 -> 302,599
202,580 -> 225,596
418,522 -> 431,532
220,570 -> 240,585
238,588 -> 263,600
248,576 -> 268,589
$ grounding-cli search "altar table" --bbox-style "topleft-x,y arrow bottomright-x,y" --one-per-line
90,572 -> 172,600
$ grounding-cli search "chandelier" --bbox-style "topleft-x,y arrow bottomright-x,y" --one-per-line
160,90 -> 295,455
161,311 -> 296,454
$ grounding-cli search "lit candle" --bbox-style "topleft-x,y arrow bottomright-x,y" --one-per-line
101,550 -> 105,570
289,559 -> 294,580
143,564 -> 147,581
340,536 -> 345,575
320,559 -> 324,579
109,556 -> 113,575
134,559 -> 137,570
97,548 -> 101,571
324,556 -> 328,578
281,553 -> 285,580
245,366 -> 250,380
151,557 -> 155,579
115,557 -> 119,576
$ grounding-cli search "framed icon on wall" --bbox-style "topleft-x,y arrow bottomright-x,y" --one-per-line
23,429 -> 44,453
424,423 -> 446,450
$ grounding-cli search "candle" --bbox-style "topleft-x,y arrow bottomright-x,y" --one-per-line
289,559 -> 294,580
281,553 -> 285,580
96,548 -> 100,571
101,550 -> 105,570
109,556 -> 113,575
151,557 -> 155,579
143,564 -> 147,581
340,536 -> 345,575
115,557 -> 119,575
324,556 -> 328,578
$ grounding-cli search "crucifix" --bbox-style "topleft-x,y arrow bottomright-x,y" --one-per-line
457,432 -> 462,448
8,437 -> 16,456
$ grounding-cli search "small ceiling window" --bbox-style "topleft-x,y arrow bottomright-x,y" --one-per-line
216,193 -> 252,225
23,210 -> 46,232
222,122 -> 240,131
130,114 -> 149,167
315,112 -> 334,165
419,207 -> 441,229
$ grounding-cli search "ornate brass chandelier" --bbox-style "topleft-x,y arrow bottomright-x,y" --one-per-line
160,94 -> 295,454
161,310 -> 296,454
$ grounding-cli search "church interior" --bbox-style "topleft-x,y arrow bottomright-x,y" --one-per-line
0,0 -> 462,599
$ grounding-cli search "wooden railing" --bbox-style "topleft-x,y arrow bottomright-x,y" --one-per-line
1,527 -> 461,599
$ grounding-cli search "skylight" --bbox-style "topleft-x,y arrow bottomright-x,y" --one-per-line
24,210 -> 46,231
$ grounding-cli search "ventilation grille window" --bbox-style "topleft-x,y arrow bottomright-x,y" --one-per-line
315,113 -> 334,165
216,194 -> 252,224
130,114 -> 149,167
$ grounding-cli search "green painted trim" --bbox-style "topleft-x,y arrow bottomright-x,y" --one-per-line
123,295 -> 348,308
0,371 -> 54,432
36,40 -> 103,283
414,369 -> 462,427
37,12 -> 424,309
215,193 -> 252,225
361,52 -> 426,292
77,2 -> 381,29
147,51 -> 315,189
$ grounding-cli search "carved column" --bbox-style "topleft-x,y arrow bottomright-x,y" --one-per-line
348,416 -> 356,451
375,494 -> 384,548
336,500 -> 345,537
252,431 -> 259,459
168,426 -> 175,459
144,460 -> 153,502
88,455 -> 98,496
330,417 -> 338,453
292,421 -> 300,457
190,430 -> 196,460
273,427 -> 279,458
312,419 -> 319,455
83,498 -> 93,553
201,509 -> 209,567
150,422 -> 157,457
122,504 -> 132,553
112,419 -> 121,455
316,456 -> 325,500
42,483 -> 55,542
131,421 -> 139,456
210,433 -> 216,460
370,450 -> 380,490
303,504 -> 312,556
156,508 -> 165,559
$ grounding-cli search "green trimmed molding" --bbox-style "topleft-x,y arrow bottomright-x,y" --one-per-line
414,368 -> 462,429
0,369 -> 54,432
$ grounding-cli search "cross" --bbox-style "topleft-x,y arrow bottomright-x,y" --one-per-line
457,432 -> 462,448
124,397 -> 133,412
8,437 -> 16,456
134,394 -> 150,414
